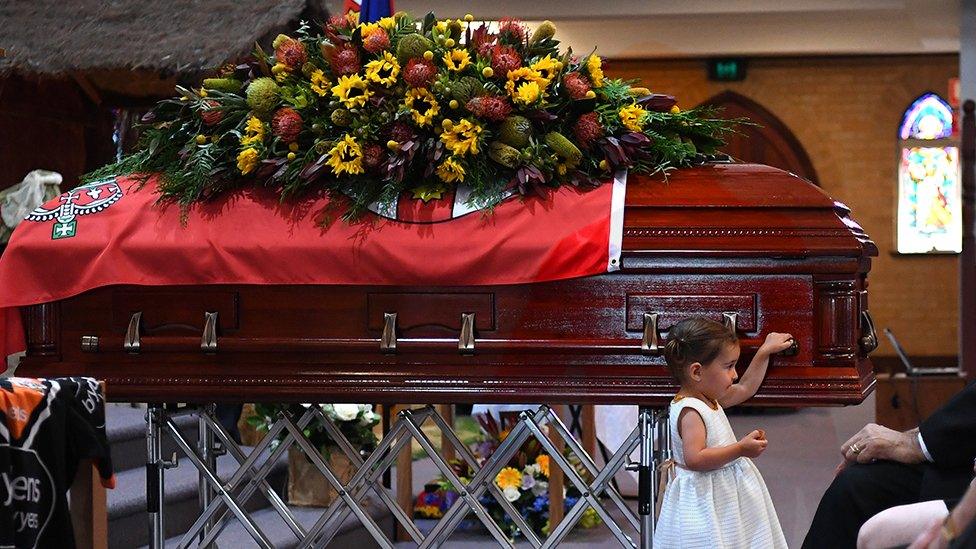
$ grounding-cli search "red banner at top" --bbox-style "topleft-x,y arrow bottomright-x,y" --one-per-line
0,173 -> 626,358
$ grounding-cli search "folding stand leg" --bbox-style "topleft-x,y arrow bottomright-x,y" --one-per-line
637,406 -> 669,549
146,404 -> 166,549
198,404 -> 218,548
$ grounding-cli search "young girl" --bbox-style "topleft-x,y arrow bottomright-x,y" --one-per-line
654,317 -> 792,549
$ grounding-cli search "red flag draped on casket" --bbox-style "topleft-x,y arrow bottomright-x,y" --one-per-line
0,172 -> 626,360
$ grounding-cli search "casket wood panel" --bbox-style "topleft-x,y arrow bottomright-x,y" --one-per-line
18,164 -> 878,405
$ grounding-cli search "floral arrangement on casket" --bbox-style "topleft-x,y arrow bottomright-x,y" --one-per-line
249,403 -> 379,506
414,412 -> 600,539
88,11 -> 735,218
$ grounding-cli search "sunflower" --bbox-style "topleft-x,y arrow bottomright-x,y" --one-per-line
440,118 -> 483,156
364,52 -> 400,87
535,455 -> 550,478
505,67 -> 546,104
331,74 -> 372,109
443,49 -> 472,72
530,54 -> 563,84
495,467 -> 522,490
325,134 -> 365,175
310,69 -> 330,96
586,55 -> 605,88
236,148 -> 260,175
619,104 -> 647,132
436,156 -> 466,183
404,88 -> 440,127
377,16 -> 396,30
240,116 -> 265,146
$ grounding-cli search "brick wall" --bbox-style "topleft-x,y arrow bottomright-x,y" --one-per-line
608,55 -> 960,358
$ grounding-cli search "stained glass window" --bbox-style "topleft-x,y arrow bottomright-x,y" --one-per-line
896,93 -> 960,254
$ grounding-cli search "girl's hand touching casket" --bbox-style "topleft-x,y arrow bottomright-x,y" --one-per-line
758,332 -> 794,355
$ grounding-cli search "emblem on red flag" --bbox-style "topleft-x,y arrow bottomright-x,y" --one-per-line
27,178 -> 124,239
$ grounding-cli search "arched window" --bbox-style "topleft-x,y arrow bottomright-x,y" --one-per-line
896,93 -> 960,254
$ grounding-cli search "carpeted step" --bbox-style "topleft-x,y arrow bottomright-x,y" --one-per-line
105,404 -> 199,472
138,495 -> 393,549
108,444 -> 288,548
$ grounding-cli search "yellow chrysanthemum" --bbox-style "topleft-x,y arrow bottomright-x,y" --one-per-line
359,22 -> 381,36
514,81 -> 542,105
240,116 -> 265,146
443,49 -> 471,72
505,67 -> 546,104
619,104 -> 647,132
325,134 -> 365,176
331,74 -> 372,109
364,52 -> 400,87
404,88 -> 440,127
440,118 -> 483,156
436,156 -> 466,183
435,20 -> 449,35
236,148 -> 260,175
587,55 -> 604,88
530,55 -> 563,84
495,467 -> 522,490
345,10 -> 359,25
535,455 -> 550,478
310,69 -> 330,96
377,16 -> 396,31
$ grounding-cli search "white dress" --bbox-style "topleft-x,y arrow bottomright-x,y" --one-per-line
654,396 -> 787,549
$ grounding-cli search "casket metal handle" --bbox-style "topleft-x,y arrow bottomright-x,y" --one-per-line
201,312 -> 218,353
859,310 -> 879,354
459,313 -> 476,354
123,312 -> 142,354
722,312 -> 738,333
380,312 -> 397,354
641,313 -> 660,355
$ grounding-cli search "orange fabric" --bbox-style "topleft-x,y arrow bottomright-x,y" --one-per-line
0,378 -> 45,439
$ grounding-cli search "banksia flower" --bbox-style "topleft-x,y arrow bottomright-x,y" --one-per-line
529,21 -> 556,45
396,33 -> 434,64
245,77 -> 280,116
563,73 -> 592,100
275,38 -> 308,69
332,48 -> 361,75
490,45 -> 522,75
272,107 -> 302,143
572,112 -> 604,150
403,58 -> 437,88
465,96 -> 512,122
363,29 -> 391,53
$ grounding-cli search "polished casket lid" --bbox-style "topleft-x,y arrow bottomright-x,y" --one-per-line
622,163 -> 876,261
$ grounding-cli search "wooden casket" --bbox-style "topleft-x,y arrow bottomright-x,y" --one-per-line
16,163 -> 877,406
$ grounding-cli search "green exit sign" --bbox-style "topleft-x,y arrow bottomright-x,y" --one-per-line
708,58 -> 747,81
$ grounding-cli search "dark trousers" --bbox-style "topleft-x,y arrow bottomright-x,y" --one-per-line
802,461 -> 925,549
803,460 -> 972,549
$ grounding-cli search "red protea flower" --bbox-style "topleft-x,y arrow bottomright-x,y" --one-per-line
200,100 -> 223,126
362,29 -> 391,54
466,96 -> 512,122
388,121 -> 415,144
498,18 -> 527,44
362,143 -> 385,170
272,107 -> 303,143
403,58 -> 438,88
573,112 -> 604,150
490,45 -> 522,76
332,48 -> 361,75
563,72 -> 592,100
275,38 -> 307,69
470,25 -> 497,57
